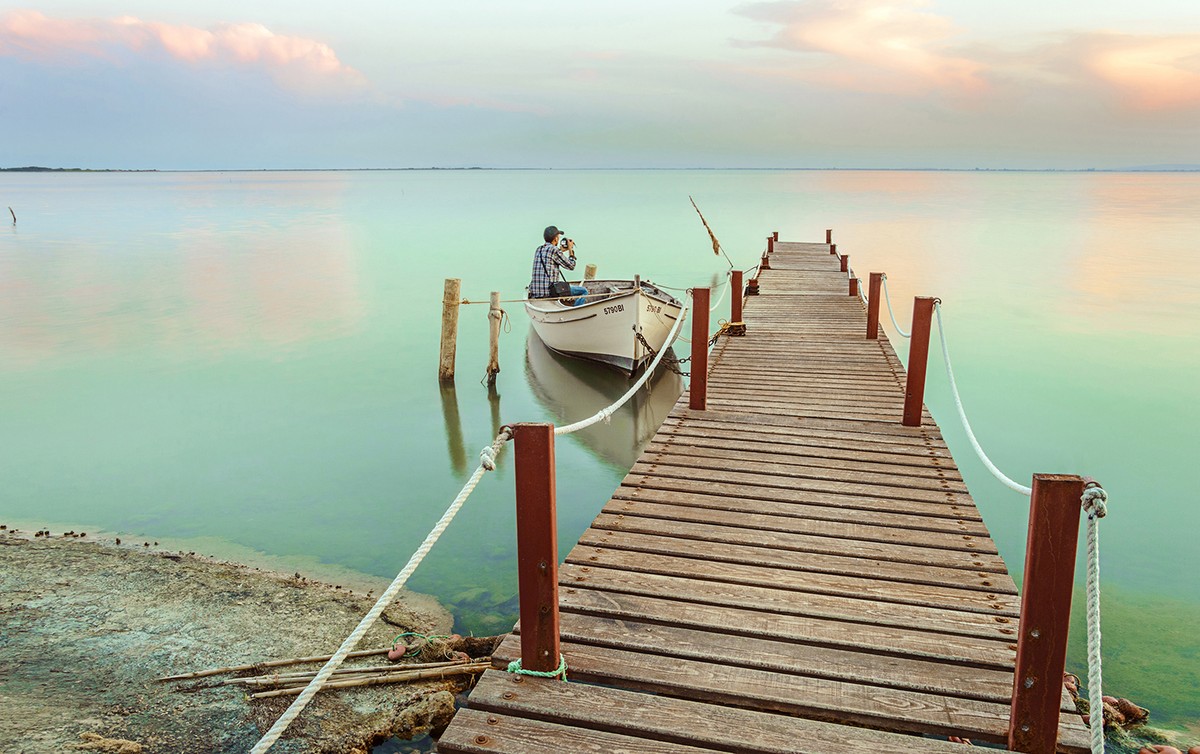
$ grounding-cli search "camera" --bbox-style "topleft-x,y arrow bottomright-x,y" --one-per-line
559,237 -> 574,253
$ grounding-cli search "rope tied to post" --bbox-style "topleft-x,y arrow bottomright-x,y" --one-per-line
248,426 -> 512,754
881,273 -> 912,339
506,654 -> 568,681
1082,486 -> 1108,520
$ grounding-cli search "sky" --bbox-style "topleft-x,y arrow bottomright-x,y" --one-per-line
1,1 -> 1198,169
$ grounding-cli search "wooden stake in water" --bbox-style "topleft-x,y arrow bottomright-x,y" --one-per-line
486,291 -> 502,387
439,278 -> 461,382
584,264 -> 597,281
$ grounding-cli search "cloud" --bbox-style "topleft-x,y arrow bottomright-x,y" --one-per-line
0,10 -> 364,94
734,0 -> 987,96
1082,33 -> 1200,110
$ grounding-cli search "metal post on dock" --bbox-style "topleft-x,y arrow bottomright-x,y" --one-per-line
689,287 -> 710,410
849,277 -> 858,297
486,292 -> 502,387
825,228 -> 832,244
731,270 -> 743,327
760,250 -> 770,270
1008,474 -> 1085,754
512,423 -> 561,675
438,278 -> 461,382
830,242 -> 837,256
840,254 -> 850,273
901,296 -> 936,426
772,231 -> 779,242
866,273 -> 883,339
767,235 -> 774,254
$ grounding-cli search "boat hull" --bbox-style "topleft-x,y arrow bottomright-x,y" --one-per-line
525,280 -> 683,374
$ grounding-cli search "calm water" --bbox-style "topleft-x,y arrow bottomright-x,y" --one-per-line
1,170 -> 1197,733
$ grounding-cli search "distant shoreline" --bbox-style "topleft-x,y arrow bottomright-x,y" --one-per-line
4,165 -> 1199,173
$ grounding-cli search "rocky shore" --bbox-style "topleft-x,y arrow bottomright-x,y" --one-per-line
0,528 -> 487,753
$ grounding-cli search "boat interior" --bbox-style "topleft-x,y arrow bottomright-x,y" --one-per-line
539,279 -> 683,309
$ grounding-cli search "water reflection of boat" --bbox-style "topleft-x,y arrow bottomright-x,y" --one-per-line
525,332 -> 683,469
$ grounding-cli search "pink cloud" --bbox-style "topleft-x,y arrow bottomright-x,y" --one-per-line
0,10 -> 364,92
735,0 -> 988,96
1084,33 -> 1200,110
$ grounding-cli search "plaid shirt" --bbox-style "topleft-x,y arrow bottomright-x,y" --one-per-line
528,242 -> 577,298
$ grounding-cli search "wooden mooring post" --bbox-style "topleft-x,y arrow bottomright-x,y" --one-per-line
438,278 -> 461,382
901,296 -> 936,426
731,270 -> 743,325
584,264 -> 597,281
512,423 -> 561,674
689,287 -> 710,410
866,273 -> 883,339
1009,474 -> 1085,754
486,292 -> 502,387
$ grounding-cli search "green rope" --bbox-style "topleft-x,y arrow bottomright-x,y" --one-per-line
505,654 -> 568,681
391,632 -> 450,658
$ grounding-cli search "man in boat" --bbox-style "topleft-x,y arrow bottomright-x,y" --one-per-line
529,226 -> 587,306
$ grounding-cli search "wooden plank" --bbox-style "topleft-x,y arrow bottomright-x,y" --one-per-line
576,529 -> 1016,594
602,498 -> 994,553
565,544 -> 1020,615
640,445 -> 970,493
437,707 -> 713,754
627,462 -> 972,507
492,637 -> 1018,743
467,671 -> 993,754
559,563 -> 1019,647
591,513 -> 1009,572
611,485 -> 987,535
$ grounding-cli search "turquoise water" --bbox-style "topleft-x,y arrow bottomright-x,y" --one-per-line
1,170 -> 1197,732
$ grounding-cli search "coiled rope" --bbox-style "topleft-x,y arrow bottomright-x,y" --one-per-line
932,300 -> 1109,752
249,429 -> 512,754
881,273 -> 911,338
555,296 -> 691,436
933,302 -> 1032,495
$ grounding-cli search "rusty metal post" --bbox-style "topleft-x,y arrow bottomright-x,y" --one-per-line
760,251 -> 770,270
825,228 -> 832,244
767,235 -> 775,254
731,270 -> 743,324
849,277 -> 858,297
830,242 -> 837,256
901,297 -> 936,426
772,231 -> 779,241
866,273 -> 883,339
689,287 -> 710,410
512,423 -> 561,674
1008,474 -> 1085,753
840,254 -> 849,273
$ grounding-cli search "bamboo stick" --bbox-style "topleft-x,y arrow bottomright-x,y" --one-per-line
248,662 -> 491,699
158,648 -> 392,682
223,659 -> 482,686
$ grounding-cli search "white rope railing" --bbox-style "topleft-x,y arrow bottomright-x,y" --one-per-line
932,300 -> 1109,752
249,429 -> 512,754
1081,485 -> 1108,754
933,302 -> 1032,495
881,273 -> 911,338
709,272 -> 730,313
556,296 -> 691,436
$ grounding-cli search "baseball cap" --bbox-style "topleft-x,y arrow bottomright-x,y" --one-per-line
544,225 -> 564,243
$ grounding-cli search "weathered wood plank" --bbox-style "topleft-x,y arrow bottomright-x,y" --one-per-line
467,671 -> 993,754
575,529 -> 1016,594
565,544 -> 1020,615
559,563 -> 1019,647
437,707 -> 713,754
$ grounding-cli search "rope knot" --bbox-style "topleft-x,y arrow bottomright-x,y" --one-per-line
1081,486 -> 1108,519
506,654 -> 568,681
479,446 -> 498,471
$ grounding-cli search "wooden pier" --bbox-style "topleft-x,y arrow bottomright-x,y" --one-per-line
437,239 -> 1090,753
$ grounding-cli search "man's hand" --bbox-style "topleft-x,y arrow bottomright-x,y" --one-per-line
567,239 -> 576,252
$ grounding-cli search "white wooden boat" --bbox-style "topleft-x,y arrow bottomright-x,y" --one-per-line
524,278 -> 684,374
